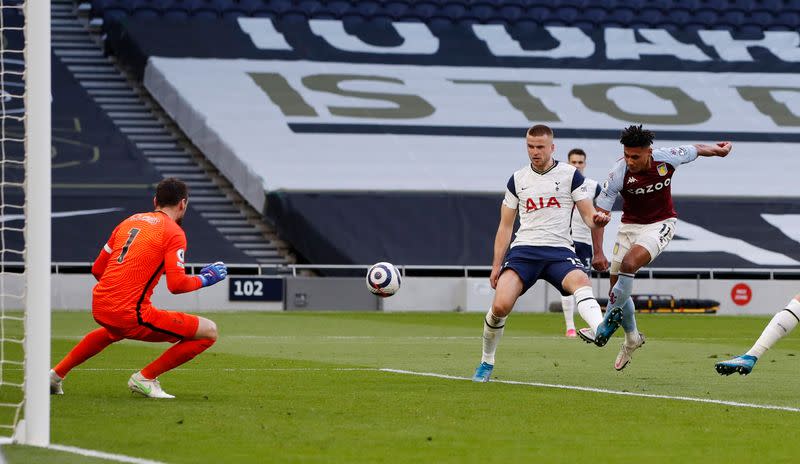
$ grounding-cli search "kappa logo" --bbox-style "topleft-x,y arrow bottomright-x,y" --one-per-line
627,177 -> 637,184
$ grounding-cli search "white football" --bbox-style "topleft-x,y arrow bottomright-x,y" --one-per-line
366,262 -> 401,297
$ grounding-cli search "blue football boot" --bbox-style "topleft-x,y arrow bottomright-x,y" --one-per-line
715,354 -> 757,376
591,307 -> 623,347
472,362 -> 494,382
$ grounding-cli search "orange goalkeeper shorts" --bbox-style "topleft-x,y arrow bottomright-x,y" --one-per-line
93,306 -> 200,343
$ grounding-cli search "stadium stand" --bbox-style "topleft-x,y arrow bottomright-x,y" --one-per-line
71,0 -> 800,268
48,3 -> 294,265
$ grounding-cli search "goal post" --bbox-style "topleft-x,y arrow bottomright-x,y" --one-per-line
20,0 -> 51,446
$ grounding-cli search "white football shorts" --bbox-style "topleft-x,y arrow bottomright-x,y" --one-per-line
610,218 -> 676,274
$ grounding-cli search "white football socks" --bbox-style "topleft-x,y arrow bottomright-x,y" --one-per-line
745,299 -> 800,358
561,295 -> 576,331
481,309 -> 507,366
574,286 -> 603,333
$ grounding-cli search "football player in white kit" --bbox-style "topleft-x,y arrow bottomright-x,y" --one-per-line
472,125 -> 611,383
716,294 -> 800,376
561,148 -> 604,338
580,125 -> 732,371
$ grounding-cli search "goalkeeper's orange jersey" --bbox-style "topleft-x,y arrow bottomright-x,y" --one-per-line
91,211 -> 202,320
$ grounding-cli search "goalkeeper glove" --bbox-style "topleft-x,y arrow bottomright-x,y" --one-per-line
199,261 -> 228,287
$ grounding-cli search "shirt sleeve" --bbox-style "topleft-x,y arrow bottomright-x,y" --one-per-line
596,159 -> 626,211
502,174 -> 519,210
570,169 -> 591,202
654,145 -> 698,168
91,225 -> 119,281
163,225 -> 203,294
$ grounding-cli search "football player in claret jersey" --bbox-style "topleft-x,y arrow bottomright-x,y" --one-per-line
579,125 -> 732,371
561,148 -> 603,338
472,125 -> 611,383
49,178 -> 228,398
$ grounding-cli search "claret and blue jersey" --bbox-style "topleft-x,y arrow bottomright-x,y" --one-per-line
596,145 -> 698,225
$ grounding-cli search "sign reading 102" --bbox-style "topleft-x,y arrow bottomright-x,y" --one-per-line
228,277 -> 283,302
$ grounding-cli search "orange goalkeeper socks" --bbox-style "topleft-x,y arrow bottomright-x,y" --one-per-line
53,327 -> 118,378
141,337 -> 215,379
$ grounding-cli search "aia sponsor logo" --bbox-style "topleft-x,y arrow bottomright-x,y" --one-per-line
525,196 -> 561,212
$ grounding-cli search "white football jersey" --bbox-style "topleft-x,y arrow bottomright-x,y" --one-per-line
570,177 -> 601,245
503,161 -> 591,250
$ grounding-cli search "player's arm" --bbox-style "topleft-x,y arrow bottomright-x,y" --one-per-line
91,225 -> 119,281
164,231 -> 203,294
575,198 -> 609,229
573,170 -> 609,230
490,175 -> 520,289
490,204 -> 517,289
694,142 -> 732,157
590,208 -> 609,272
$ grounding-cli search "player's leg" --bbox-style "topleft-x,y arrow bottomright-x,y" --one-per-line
561,294 -> 576,337
561,242 -> 591,337
50,326 -> 122,395
716,295 -> 800,376
473,269 -> 523,382
559,268 -> 603,335
541,254 -> 606,346
611,220 -> 674,352
127,309 -> 217,398
611,245 -> 650,346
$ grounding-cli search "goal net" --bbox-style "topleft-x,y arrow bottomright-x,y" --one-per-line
0,0 -> 50,446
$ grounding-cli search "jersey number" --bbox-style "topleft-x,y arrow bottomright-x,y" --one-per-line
117,228 -> 140,263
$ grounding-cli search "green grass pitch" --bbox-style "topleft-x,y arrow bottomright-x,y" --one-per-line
4,311 -> 800,463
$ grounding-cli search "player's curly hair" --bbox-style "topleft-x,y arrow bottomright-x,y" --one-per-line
155,177 -> 189,207
619,125 -> 655,148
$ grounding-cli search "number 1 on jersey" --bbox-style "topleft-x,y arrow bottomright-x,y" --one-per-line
117,228 -> 140,263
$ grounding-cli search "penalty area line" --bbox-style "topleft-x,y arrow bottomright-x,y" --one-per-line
381,368 -> 800,414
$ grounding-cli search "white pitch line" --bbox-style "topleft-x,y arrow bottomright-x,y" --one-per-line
0,439 -> 163,464
47,444 -> 165,464
381,368 -> 800,413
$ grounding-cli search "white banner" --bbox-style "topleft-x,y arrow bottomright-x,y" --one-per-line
145,57 -> 800,209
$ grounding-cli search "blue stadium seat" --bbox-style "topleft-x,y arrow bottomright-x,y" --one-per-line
464,2 -> 496,23
411,1 -> 438,20
775,11 -> 800,28
552,6 -> 578,24
693,9 -> 720,27
355,1 -> 381,17
325,0 -> 351,18
384,2 -> 410,20
720,10 -> 746,28
638,8 -> 665,27
163,8 -> 191,20
666,8 -> 692,25
671,0 -> 701,10
583,7 -> 607,25
132,8 -> 161,19
606,8 -> 636,25
525,6 -> 551,23
266,0 -> 293,16
750,10 -> 776,28
498,4 -> 523,23
441,2 -> 467,22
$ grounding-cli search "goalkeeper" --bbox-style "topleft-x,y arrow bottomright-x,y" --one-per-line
49,178 -> 228,398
